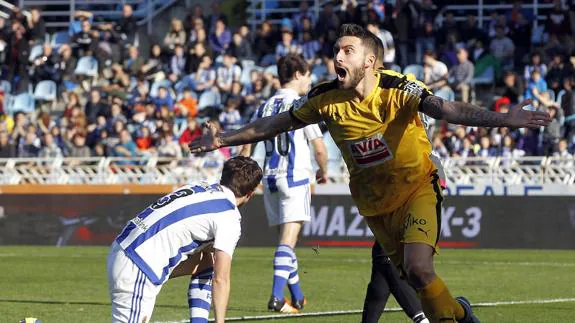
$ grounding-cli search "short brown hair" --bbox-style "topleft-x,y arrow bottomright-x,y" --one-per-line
220,156 -> 263,197
370,31 -> 384,68
337,24 -> 379,59
277,54 -> 309,85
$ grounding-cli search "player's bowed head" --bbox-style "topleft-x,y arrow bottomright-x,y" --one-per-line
219,156 -> 263,207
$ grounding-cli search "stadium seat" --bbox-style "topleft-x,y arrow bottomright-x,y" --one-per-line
0,79 -> 11,94
28,44 -> 44,63
198,90 -> 221,110
435,86 -> 455,101
10,93 -> 35,114
389,64 -> 402,73
51,31 -> 70,50
403,64 -> 424,81
260,54 -> 276,67
33,80 -> 58,102
150,79 -> 173,97
74,56 -> 99,77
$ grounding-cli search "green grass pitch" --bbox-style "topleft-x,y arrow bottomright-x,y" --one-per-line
1,246 -> 574,322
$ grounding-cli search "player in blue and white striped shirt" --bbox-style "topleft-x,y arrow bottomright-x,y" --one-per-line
106,156 -> 262,323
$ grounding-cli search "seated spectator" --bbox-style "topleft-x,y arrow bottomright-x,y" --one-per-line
55,44 -> 77,85
292,1 -> 316,36
186,42 -> 209,75
153,87 -> 174,111
187,17 -> 206,44
113,129 -> 138,158
552,139 -> 572,160
477,136 -> 499,157
70,18 -> 99,56
500,135 -> 525,165
175,88 -> 198,119
65,133 -> 91,158
546,0 -> 571,41
432,135 -> 449,158
275,30 -> 301,60
542,106 -> 563,155
170,44 -> 187,78
229,32 -> 253,61
192,54 -> 216,93
209,17 -> 231,55
163,18 -> 186,52
0,130 -> 16,157
184,4 -> 206,35
301,31 -> 320,64
448,48 -> 474,103
19,131 -> 40,158
85,90 -> 109,125
157,132 -> 182,158
546,53 -> 573,85
135,126 -> 154,152
523,52 -> 547,82
123,46 -> 145,77
253,21 -> 277,61
216,52 -> 241,99
219,96 -> 243,131
490,26 -> 515,69
178,118 -> 202,152
501,71 -> 523,104
39,133 -> 63,158
524,70 -> 548,107
423,50 -> 448,91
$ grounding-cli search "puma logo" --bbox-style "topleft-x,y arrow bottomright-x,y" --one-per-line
418,227 -> 431,238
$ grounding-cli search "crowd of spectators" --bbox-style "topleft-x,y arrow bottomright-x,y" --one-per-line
0,0 -> 574,164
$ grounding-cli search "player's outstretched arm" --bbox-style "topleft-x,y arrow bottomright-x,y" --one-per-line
420,96 -> 552,129
212,249 -> 232,323
189,112 -> 306,153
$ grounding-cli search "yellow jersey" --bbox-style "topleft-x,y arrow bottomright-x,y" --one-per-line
290,70 -> 437,216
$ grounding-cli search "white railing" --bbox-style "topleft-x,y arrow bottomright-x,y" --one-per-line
1,156 -> 574,185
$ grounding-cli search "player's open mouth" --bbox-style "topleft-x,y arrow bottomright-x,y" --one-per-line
335,67 -> 347,81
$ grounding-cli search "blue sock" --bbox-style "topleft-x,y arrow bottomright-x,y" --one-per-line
288,252 -> 304,302
271,245 -> 294,299
188,267 -> 213,323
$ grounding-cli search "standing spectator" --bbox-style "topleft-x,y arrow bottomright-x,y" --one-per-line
546,0 -> 572,40
163,18 -> 186,52
461,15 -> 487,52
253,21 -> 276,61
39,133 -> 63,158
27,8 -> 46,44
0,130 -> 16,157
6,21 -> 29,93
229,32 -> 253,61
561,77 -> 575,142
187,17 -> 206,45
547,53 -> 573,85
208,2 -> 227,34
115,4 -> 137,45
316,2 -> 340,36
448,48 -> 474,102
123,46 -> 144,76
292,1 -> 316,36
423,50 -> 448,91
216,52 -> 241,99
524,53 -> 547,82
301,31 -> 321,64
193,54 -> 217,93
55,44 -> 77,85
414,0 -> 437,65
275,31 -> 301,60
542,106 -> 563,155
170,44 -> 187,78
70,19 -> 98,56
509,12 -> 532,68
209,17 -> 231,55
184,4 -> 206,35
490,26 -> 515,69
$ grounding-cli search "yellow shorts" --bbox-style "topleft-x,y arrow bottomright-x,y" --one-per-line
365,173 -> 443,268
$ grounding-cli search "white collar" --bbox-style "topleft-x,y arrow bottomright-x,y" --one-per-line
277,88 -> 299,97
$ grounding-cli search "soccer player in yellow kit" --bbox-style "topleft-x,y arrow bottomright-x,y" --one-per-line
189,24 -> 551,322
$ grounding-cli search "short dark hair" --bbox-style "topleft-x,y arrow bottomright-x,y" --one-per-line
337,23 -> 378,58
220,156 -> 263,197
369,31 -> 384,68
277,54 -> 309,85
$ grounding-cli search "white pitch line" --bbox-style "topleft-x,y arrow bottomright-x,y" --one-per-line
154,297 -> 575,323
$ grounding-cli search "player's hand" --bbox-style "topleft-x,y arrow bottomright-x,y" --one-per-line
188,121 -> 222,153
504,99 -> 552,129
316,169 -> 328,184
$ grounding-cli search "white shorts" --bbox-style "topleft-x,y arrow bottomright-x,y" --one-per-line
263,177 -> 311,226
107,242 -> 162,323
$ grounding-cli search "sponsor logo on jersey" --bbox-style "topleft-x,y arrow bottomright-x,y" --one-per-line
347,133 -> 393,167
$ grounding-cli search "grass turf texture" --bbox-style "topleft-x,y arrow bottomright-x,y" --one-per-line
0,247 -> 574,322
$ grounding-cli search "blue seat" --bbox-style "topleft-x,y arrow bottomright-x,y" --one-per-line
150,79 -> 173,97
403,64 -> 424,81
264,65 -> 278,77
0,80 -> 11,94
198,90 -> 221,110
389,64 -> 402,73
29,44 -> 44,62
34,80 -> 58,101
51,31 -> 70,50
435,87 -> 455,101
10,93 -> 35,114
260,54 -> 276,67
74,56 -> 98,77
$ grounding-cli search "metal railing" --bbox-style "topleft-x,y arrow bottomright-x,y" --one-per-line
1,156 -> 574,185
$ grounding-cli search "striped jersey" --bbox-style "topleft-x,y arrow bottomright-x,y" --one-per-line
115,183 -> 240,285
252,88 -> 322,191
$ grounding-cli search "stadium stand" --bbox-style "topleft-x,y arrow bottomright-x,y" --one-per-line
0,0 -> 575,185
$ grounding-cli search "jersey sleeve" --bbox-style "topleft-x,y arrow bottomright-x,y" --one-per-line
395,76 -> 434,115
212,212 -> 241,257
303,124 -> 323,141
289,95 -> 323,125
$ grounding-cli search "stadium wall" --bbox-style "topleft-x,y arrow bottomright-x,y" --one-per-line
0,185 -> 574,249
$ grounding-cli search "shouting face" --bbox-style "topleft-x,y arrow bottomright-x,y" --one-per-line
333,36 -> 370,90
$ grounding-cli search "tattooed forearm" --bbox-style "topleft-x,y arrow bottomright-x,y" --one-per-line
421,95 -> 508,127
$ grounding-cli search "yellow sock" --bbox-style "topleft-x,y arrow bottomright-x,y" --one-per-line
417,275 -> 465,322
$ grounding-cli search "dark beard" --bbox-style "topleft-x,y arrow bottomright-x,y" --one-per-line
339,66 -> 365,90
